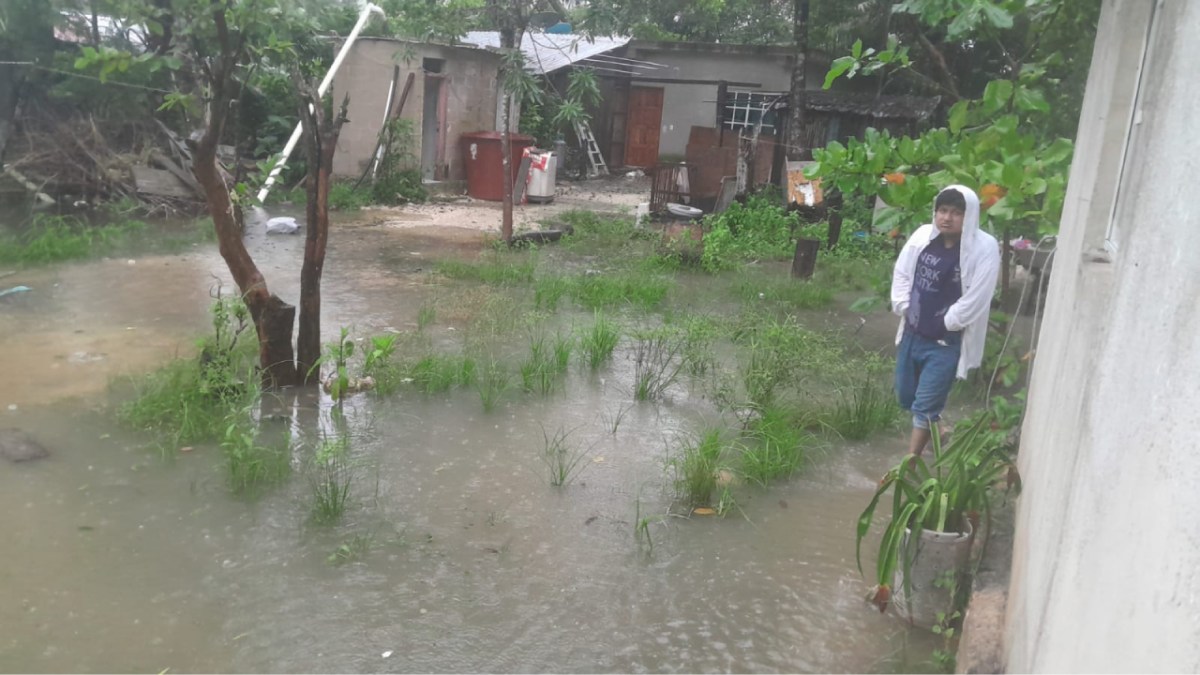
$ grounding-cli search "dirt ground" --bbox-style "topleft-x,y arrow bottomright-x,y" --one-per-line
354,173 -> 652,233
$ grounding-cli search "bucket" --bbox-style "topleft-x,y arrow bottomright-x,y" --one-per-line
891,521 -> 974,628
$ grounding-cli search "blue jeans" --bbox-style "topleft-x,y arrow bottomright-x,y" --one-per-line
895,328 -> 961,430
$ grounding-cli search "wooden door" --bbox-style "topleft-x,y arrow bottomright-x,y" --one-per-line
624,87 -> 664,168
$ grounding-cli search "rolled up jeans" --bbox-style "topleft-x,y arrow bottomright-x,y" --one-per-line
895,328 -> 961,430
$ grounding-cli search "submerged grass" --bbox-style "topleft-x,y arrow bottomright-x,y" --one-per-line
309,435 -> 352,524
739,407 -> 807,485
569,270 -> 671,310
733,272 -> 835,309
670,429 -> 729,509
405,353 -> 477,394
520,332 -> 567,396
475,358 -> 512,412
579,311 -> 620,369
0,214 -> 147,265
827,371 -> 899,440
539,425 -> 590,487
631,326 -> 687,401
436,256 -> 536,285
221,405 -> 291,493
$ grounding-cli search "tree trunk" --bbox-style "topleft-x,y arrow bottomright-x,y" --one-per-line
295,87 -> 350,383
791,237 -> 820,279
0,64 -> 23,168
191,34 -> 298,387
499,27 -> 517,244
786,0 -> 810,162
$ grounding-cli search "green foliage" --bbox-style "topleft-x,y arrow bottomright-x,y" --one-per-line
328,182 -> 374,211
0,215 -> 147,265
812,0 -> 1100,238
733,272 -> 835,310
856,414 -> 1019,603
118,296 -> 256,447
314,327 -> 355,402
371,118 -> 427,205
361,333 -> 403,395
700,194 -> 799,272
734,313 -> 844,410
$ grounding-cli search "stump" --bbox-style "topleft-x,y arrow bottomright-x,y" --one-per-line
791,237 -> 820,279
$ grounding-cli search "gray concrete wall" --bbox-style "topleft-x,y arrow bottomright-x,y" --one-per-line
331,39 -> 500,181
622,44 -> 825,158
1004,0 -> 1200,671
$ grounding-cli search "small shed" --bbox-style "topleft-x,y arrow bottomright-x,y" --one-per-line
331,38 -> 503,182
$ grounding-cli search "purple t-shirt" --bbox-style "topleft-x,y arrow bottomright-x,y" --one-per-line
906,238 -> 962,340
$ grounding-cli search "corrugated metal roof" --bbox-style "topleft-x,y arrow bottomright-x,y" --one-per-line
462,31 -> 631,75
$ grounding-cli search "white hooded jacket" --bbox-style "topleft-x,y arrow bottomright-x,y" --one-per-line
890,185 -> 1001,380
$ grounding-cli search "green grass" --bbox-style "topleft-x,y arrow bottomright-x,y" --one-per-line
309,436 -> 352,524
475,359 -> 512,412
534,275 -> 570,310
539,425 -> 590,487
436,257 -> 537,285
556,210 -> 643,250
579,311 -> 620,369
221,410 -> 291,493
405,353 -> 477,394
733,273 -> 836,310
827,371 -> 899,440
739,407 -> 807,485
520,333 -> 562,395
417,303 -> 437,331
0,214 -> 148,265
734,312 -> 846,409
631,326 -> 687,401
568,270 -> 671,310
328,182 -> 373,211
671,312 -> 722,376
670,429 -> 729,509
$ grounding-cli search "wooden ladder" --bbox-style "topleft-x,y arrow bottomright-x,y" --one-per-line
574,121 -> 608,177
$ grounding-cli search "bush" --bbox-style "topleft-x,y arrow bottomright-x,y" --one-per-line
701,193 -> 798,272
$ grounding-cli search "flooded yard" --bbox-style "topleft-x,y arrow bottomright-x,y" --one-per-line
0,195 -> 947,673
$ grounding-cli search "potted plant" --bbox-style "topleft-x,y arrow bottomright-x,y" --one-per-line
855,414 -> 1018,627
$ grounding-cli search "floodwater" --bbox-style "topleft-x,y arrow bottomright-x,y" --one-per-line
0,208 -> 938,673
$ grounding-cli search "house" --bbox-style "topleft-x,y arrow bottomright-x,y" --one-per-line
330,32 -> 632,184
330,38 -> 503,183
1000,0 -> 1200,670
585,41 -> 937,200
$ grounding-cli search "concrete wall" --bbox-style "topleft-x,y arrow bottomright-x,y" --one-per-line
621,43 -> 825,157
331,38 -> 500,181
1004,0 -> 1200,671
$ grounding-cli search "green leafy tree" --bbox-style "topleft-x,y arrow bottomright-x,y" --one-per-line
807,0 -> 1101,239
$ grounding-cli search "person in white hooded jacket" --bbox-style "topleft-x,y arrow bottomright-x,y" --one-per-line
891,185 -> 1000,456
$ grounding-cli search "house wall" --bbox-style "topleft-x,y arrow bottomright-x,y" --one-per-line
1005,0 -> 1200,671
331,38 -> 500,181
619,44 -> 826,159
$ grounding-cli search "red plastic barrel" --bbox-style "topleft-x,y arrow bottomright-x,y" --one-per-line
461,131 -> 535,201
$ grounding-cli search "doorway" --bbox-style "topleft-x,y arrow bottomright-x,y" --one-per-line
624,86 -> 664,168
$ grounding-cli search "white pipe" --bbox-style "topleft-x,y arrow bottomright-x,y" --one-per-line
257,2 -> 384,203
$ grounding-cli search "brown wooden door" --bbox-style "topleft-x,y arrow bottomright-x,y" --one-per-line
624,87 -> 664,168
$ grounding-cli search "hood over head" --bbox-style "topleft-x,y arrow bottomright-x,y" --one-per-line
933,184 -> 981,237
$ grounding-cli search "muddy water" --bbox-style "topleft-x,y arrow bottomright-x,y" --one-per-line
0,213 -> 938,673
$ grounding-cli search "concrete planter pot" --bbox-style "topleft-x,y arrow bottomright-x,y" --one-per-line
892,520 -> 974,628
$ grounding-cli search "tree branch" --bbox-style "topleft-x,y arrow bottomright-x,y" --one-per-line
914,31 -> 961,101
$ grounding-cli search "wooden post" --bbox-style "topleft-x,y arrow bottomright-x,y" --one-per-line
791,237 -> 820,279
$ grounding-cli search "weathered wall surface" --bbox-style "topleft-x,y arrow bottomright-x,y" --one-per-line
331,39 -> 499,181
621,44 -> 824,158
1005,0 -> 1200,671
